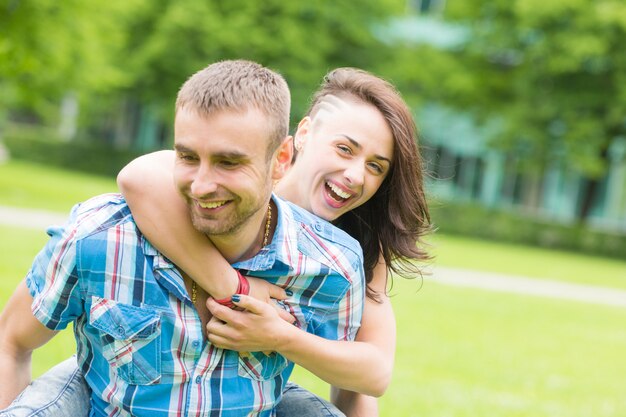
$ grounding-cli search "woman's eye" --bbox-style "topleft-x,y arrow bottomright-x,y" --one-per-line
368,162 -> 384,174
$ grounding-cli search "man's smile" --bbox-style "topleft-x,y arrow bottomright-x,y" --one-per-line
197,200 -> 228,209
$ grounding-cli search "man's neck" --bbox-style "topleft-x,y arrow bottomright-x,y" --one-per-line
274,176 -> 304,208
210,237 -> 261,264
209,202 -> 275,264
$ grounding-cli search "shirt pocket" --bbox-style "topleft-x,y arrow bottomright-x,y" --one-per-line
89,296 -> 162,385
237,351 -> 288,381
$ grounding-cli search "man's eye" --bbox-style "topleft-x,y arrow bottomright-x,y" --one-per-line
337,144 -> 352,155
178,153 -> 197,162
220,160 -> 240,168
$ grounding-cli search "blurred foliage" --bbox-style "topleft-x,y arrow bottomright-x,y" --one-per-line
431,201 -> 626,259
2,0 -> 624,224
3,127 -> 143,176
0,160 -> 117,212
2,0 -> 623,169
0,0 -> 137,117
427,0 -> 626,178
0,0 -> 404,129
120,0 -> 403,120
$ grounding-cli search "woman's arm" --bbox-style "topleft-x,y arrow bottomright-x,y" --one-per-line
206,258 -> 396,402
117,151 -> 286,301
330,389 -> 379,417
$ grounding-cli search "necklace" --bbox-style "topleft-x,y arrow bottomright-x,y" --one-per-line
263,202 -> 272,248
190,203 -> 272,304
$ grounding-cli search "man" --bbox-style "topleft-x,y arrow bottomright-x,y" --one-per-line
0,60 -> 364,416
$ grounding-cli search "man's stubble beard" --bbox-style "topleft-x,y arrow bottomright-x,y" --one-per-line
187,190 -> 271,239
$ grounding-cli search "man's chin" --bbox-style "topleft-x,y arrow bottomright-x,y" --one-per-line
190,216 -> 216,235
190,216 -> 233,237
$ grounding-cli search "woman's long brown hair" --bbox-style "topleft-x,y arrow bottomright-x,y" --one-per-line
306,68 -> 432,300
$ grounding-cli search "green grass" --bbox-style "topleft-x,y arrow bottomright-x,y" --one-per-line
2,160 -> 626,415
291,278 -> 626,416
4,224 -> 625,416
430,233 -> 626,290
0,225 -> 76,377
2,160 -> 624,290
0,160 -> 117,212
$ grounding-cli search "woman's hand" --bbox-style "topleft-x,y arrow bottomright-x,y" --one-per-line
244,276 -> 294,323
245,276 -> 286,303
205,294 -> 295,352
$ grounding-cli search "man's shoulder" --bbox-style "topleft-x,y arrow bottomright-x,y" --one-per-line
276,198 -> 364,267
278,198 -> 358,245
62,193 -> 135,240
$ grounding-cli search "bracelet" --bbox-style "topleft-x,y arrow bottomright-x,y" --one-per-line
213,270 -> 250,309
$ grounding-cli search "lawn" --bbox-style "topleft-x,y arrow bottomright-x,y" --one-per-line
0,160 -> 117,212
2,160 -> 626,416
0,225 -> 77,377
381,279 -> 626,416
2,160 -> 624,290
430,234 -> 626,290
3,224 -> 625,416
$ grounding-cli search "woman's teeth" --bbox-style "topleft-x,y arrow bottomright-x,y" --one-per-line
326,182 -> 351,201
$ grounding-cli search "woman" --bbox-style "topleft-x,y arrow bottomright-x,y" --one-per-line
4,68 -> 430,417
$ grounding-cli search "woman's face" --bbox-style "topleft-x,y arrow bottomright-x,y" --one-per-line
288,96 -> 394,221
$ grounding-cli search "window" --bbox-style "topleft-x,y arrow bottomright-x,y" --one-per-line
407,0 -> 446,15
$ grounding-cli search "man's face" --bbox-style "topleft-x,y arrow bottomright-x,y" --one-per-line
173,107 -> 274,239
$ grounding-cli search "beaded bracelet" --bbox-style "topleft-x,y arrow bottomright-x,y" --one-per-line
213,270 -> 250,309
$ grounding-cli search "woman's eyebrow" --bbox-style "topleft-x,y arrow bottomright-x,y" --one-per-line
342,135 -> 392,164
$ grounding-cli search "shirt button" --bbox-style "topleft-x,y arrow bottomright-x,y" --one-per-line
195,376 -> 202,384
314,223 -> 322,232
192,340 -> 200,348
116,326 -> 125,337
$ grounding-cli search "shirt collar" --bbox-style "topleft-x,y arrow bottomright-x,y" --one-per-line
233,194 -> 297,273
141,234 -> 191,304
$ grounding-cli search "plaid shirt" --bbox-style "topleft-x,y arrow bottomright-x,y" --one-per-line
26,193 -> 364,417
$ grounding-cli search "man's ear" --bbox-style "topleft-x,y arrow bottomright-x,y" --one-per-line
271,135 -> 294,181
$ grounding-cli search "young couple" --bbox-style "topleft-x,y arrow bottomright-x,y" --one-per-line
0,60 -> 430,416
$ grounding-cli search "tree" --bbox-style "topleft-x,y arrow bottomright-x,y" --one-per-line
1,0 -> 404,150
393,0 -> 626,220
0,0 -> 139,119
115,0 -> 401,122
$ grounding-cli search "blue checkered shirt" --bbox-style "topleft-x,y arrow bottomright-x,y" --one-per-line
26,193 -> 364,416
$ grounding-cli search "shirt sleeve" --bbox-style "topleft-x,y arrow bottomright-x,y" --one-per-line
294,221 -> 366,342
26,205 -> 85,331
317,263 -> 365,342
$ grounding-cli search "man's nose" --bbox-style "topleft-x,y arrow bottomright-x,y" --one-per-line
190,165 -> 219,197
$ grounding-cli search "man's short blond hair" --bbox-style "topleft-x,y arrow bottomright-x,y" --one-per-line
176,60 -> 290,155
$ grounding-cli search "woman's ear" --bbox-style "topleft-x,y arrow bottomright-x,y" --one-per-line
293,116 -> 311,152
271,136 -> 294,181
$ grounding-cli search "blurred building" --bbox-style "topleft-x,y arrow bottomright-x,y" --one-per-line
420,104 -> 626,233
387,1 -> 626,233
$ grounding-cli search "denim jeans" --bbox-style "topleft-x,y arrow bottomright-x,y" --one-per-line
277,383 -> 346,417
0,357 -> 90,417
0,358 -> 345,417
